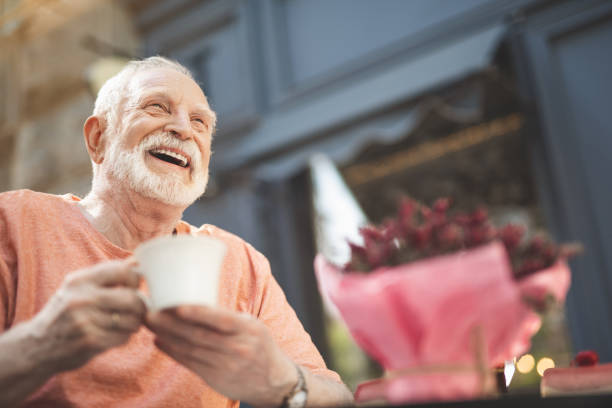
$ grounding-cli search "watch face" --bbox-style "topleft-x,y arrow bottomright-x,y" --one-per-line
288,390 -> 308,408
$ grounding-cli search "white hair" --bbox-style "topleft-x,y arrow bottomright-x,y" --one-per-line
93,56 -> 201,130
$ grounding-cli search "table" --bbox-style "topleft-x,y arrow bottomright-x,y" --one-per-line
358,393 -> 612,407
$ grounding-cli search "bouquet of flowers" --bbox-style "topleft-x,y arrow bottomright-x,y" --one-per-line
314,197 -> 580,403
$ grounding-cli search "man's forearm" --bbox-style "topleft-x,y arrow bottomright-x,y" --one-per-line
303,368 -> 354,408
0,321 -> 55,406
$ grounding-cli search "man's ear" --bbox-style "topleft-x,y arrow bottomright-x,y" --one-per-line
83,115 -> 108,164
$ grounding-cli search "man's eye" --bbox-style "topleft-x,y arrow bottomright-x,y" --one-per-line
193,118 -> 205,124
149,103 -> 166,110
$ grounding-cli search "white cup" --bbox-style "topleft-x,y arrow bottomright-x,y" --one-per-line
133,235 -> 227,311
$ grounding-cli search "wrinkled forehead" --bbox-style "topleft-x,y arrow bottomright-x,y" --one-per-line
126,67 -> 210,109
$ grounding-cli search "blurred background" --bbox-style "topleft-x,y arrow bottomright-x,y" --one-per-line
1,0 -> 611,395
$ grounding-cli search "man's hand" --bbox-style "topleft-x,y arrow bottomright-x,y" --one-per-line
0,259 -> 147,406
146,306 -> 300,407
30,259 -> 147,371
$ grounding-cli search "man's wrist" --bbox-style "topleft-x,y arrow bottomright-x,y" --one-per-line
11,319 -> 56,377
0,321 -> 57,406
281,363 -> 308,408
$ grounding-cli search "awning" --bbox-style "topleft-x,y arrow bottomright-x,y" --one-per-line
252,71 -> 494,181
215,22 -> 508,179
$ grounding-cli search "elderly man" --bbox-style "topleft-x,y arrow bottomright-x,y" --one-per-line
0,57 -> 353,407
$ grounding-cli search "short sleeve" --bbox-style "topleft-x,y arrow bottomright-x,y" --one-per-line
253,253 -> 342,383
0,205 -> 16,332
0,258 -> 13,331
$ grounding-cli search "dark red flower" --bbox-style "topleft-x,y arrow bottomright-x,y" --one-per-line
572,350 -> 599,367
433,198 -> 451,213
466,224 -> 495,247
343,196 -> 580,281
437,224 -> 463,249
499,224 -> 525,252
398,198 -> 417,223
527,236 -> 546,253
348,242 -> 367,258
541,244 -> 557,263
410,226 -> 432,250
364,241 -> 392,269
470,208 -> 488,224
360,226 -> 386,243
515,259 -> 546,279
420,206 -> 433,221
381,219 -> 400,241
455,214 -> 471,226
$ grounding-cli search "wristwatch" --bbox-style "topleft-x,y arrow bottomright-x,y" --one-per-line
281,364 -> 308,408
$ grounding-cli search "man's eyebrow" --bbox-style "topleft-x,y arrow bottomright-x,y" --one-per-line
131,91 -> 216,127
193,105 -> 217,125
193,105 -> 213,116
135,91 -> 169,105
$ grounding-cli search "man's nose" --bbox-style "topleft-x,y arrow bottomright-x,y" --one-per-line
165,111 -> 193,140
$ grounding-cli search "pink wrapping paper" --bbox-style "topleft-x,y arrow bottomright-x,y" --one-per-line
518,261 -> 571,305
315,242 -> 553,404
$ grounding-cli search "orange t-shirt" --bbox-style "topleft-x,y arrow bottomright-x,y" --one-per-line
0,190 -> 340,407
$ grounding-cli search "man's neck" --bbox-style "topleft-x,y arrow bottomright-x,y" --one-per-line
78,185 -> 185,251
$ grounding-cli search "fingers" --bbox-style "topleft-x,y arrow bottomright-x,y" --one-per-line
94,286 -> 147,316
83,319 -> 137,350
69,259 -> 141,288
154,336 -> 216,371
146,307 -> 270,364
173,305 -> 249,334
93,287 -> 148,333
145,306 -> 258,354
145,310 -> 226,351
106,312 -> 143,334
88,307 -> 143,333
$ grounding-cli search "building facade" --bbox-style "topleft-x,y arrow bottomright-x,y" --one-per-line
2,0 -> 612,376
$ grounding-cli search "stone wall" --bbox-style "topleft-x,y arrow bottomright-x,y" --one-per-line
0,0 -> 140,196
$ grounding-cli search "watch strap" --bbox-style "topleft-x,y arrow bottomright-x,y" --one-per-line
281,363 -> 308,408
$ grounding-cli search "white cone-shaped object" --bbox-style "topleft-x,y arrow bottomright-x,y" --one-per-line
309,153 -> 368,267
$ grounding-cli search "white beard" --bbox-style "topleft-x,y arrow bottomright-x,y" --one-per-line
105,132 -> 208,207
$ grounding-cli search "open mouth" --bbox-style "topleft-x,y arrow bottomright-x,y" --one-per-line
148,148 -> 190,168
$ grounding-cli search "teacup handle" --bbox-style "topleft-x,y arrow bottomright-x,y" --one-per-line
136,290 -> 153,310
132,264 -> 153,310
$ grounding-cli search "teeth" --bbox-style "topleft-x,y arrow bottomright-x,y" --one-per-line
151,149 -> 188,167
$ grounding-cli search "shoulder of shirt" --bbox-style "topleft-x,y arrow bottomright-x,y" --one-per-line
0,189 -> 71,213
180,221 -> 269,265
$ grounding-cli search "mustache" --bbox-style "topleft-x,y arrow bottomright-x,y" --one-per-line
137,133 -> 201,165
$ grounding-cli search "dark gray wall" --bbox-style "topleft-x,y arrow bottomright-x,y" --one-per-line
277,0 -> 492,84
510,0 -> 612,360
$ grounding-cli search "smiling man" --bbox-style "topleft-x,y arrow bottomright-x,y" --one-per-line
0,57 -> 353,407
